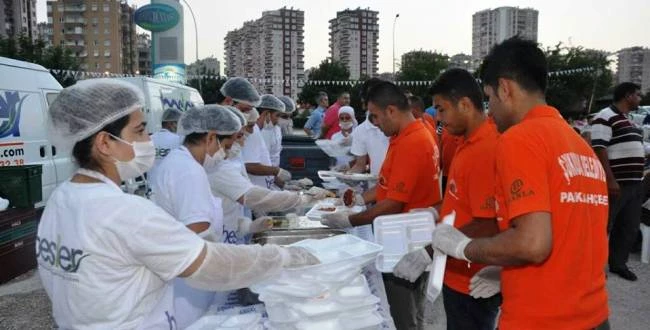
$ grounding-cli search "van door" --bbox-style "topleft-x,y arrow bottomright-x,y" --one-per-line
0,89 -> 57,204
43,89 -> 74,188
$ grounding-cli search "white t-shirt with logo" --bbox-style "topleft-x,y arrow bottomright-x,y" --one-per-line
149,129 -> 183,182
242,125 -> 276,189
37,180 -> 204,330
260,125 -> 283,167
350,120 -> 389,176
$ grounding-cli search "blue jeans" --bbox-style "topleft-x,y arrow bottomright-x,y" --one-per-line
442,285 -> 501,330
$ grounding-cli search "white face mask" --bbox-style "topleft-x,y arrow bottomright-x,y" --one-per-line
228,142 -> 242,159
110,134 -> 156,181
340,121 -> 354,130
203,138 -> 226,172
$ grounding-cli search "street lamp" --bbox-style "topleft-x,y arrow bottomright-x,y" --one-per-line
392,13 -> 399,80
180,0 -> 201,93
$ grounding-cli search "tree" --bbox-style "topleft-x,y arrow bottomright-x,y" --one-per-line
545,43 -> 613,118
298,59 -> 350,107
186,68 -> 226,104
397,50 -> 449,105
0,34 -> 80,87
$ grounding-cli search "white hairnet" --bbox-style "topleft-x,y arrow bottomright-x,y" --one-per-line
48,79 -> 144,150
338,106 -> 358,127
220,77 -> 261,107
278,95 -> 296,113
177,105 -> 242,136
162,108 -> 183,123
258,94 -> 286,113
225,105 -> 246,126
244,108 -> 260,124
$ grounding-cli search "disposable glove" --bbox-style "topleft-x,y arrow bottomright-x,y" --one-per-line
431,224 -> 471,262
306,187 -> 334,199
393,248 -> 432,283
469,266 -> 502,299
283,246 -> 320,268
276,168 -> 292,182
320,210 -> 353,228
238,216 -> 273,235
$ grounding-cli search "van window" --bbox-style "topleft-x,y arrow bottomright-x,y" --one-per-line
46,93 -> 59,107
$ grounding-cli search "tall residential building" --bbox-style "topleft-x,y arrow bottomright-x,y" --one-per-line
187,56 -> 221,76
449,53 -> 474,71
137,33 -> 151,75
0,0 -> 38,40
329,8 -> 379,80
37,22 -> 53,47
224,7 -> 305,98
472,7 -> 538,61
617,47 -> 650,94
47,0 -> 138,73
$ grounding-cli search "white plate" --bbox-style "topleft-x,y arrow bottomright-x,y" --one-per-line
373,212 -> 435,272
318,170 -> 339,182
316,139 -> 352,157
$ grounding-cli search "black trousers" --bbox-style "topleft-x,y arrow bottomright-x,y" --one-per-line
608,181 -> 643,269
442,285 -> 501,330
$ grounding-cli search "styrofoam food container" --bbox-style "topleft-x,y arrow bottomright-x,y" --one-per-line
305,201 -> 364,221
373,212 -> 435,272
316,139 -> 352,157
426,211 -> 455,302
185,313 -> 262,330
318,170 -> 339,182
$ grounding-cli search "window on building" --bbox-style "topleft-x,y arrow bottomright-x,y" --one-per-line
94,28 -> 99,34
103,17 -> 109,24
95,63 -> 100,69
105,51 -> 111,57
104,28 -> 109,34
105,62 -> 111,69
94,50 -> 99,57
103,4 -> 109,12
92,17 -> 98,24
93,40 -> 98,46
57,4 -> 63,12
92,3 -> 98,11
104,40 -> 110,46
59,17 -> 64,23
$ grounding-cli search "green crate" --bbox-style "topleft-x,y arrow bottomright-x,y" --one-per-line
0,220 -> 38,246
0,165 -> 43,208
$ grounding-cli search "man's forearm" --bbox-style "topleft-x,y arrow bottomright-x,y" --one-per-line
459,218 -> 499,238
594,147 -> 616,183
362,186 -> 377,204
245,163 -> 279,176
349,199 -> 403,226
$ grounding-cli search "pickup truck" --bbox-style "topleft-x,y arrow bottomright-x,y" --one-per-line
279,134 -> 330,186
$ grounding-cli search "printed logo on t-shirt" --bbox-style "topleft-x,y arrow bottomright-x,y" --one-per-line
557,152 -> 607,185
447,179 -> 459,200
509,179 -> 535,202
156,148 -> 172,160
36,235 -> 89,273
479,196 -> 496,211
222,228 -> 238,244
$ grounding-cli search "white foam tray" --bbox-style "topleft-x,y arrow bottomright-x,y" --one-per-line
426,211 -> 455,302
316,139 -> 352,157
318,170 -> 339,182
373,212 -> 435,273
306,201 -> 364,221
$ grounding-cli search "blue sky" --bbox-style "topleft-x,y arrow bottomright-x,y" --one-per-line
37,0 -> 649,74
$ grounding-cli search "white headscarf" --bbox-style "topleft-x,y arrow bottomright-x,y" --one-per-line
338,106 -> 358,128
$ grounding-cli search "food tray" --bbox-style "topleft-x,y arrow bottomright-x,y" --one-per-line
318,170 -> 339,182
333,172 -> 377,182
315,139 -> 351,157
373,212 -> 435,272
426,211 -> 455,302
306,201 -> 364,221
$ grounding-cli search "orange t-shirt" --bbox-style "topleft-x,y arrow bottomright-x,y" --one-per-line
376,120 -> 442,211
440,128 -> 463,177
423,113 -> 438,131
495,105 -> 609,330
421,117 -> 439,144
440,120 -> 499,295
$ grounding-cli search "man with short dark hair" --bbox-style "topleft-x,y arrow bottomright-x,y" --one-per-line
592,82 -> 644,281
408,95 -> 437,138
321,91 -> 351,139
321,81 -> 442,330
430,37 -> 610,330
304,92 -> 328,138
396,69 -> 501,330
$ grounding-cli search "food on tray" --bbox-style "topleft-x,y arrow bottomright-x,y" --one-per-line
343,189 -> 354,207
318,207 -> 336,212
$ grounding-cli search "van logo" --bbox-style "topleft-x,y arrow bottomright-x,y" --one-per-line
160,91 -> 195,112
0,91 -> 29,138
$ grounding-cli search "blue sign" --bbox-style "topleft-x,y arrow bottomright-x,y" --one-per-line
134,4 -> 180,32
0,91 -> 28,138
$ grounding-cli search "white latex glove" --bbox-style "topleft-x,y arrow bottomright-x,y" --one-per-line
283,246 -> 320,268
409,207 -> 440,222
0,197 -> 8,211
297,178 -> 313,188
469,266 -> 502,299
393,248 -> 432,283
341,188 -> 365,207
339,136 -> 352,146
320,210 -> 353,228
237,216 -> 273,235
431,224 -> 471,261
333,163 -> 351,172
276,168 -> 292,182
306,187 -> 334,199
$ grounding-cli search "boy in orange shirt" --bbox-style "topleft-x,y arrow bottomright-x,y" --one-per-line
431,37 -> 609,330
394,69 -> 502,330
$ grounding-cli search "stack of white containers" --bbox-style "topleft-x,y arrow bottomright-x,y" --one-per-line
250,234 -> 384,330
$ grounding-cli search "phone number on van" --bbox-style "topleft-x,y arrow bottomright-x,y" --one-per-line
0,142 -> 25,166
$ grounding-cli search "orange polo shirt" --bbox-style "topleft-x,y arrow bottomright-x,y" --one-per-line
421,117 -> 439,144
495,105 -> 609,330
440,119 -> 499,295
376,120 -> 442,211
440,128 -> 463,177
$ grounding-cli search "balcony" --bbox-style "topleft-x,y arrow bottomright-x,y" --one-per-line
64,5 -> 86,12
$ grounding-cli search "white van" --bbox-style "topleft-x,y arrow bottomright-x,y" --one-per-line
116,77 -> 204,134
0,56 -> 73,203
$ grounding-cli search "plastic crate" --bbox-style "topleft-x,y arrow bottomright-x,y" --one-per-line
0,165 -> 43,208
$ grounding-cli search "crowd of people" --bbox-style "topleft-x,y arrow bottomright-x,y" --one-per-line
35,36 -> 648,329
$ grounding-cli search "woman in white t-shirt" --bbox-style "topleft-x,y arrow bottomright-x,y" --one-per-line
38,80 -> 318,330
330,106 -> 358,171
